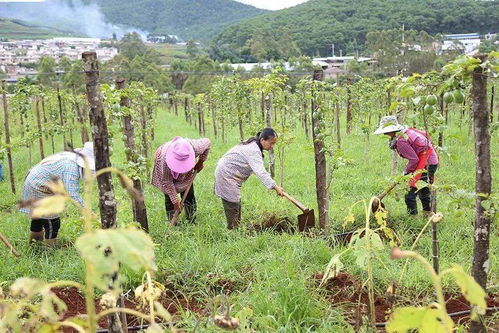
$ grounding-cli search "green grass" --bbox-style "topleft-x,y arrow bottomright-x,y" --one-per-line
0,17 -> 77,40
0,107 -> 497,331
149,43 -> 189,63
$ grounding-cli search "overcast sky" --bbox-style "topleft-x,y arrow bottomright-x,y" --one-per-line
235,0 -> 309,10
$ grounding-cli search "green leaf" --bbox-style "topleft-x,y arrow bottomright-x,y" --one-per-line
31,195 -> 68,218
76,227 -> 157,291
386,305 -> 454,332
449,265 -> 487,316
320,254 -> 343,286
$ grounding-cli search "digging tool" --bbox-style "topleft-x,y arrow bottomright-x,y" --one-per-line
371,181 -> 399,213
282,192 -> 315,232
0,230 -> 20,257
170,171 -> 197,226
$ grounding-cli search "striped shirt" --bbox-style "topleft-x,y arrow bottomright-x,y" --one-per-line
20,157 -> 83,218
151,138 -> 211,204
214,141 -> 276,203
396,128 -> 439,174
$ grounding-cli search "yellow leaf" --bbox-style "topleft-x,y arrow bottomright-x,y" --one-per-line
31,195 -> 67,218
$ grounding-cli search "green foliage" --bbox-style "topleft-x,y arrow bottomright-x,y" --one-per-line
211,0 -> 498,58
387,305 -> 453,333
94,0 -> 266,41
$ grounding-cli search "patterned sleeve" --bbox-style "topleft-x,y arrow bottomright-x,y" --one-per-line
396,139 -> 419,174
62,162 -> 83,205
247,146 -> 276,190
162,161 -> 179,204
190,138 -> 211,162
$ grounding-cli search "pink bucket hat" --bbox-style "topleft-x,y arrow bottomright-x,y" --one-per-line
165,137 -> 195,173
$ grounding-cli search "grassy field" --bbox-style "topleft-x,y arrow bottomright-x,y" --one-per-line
149,43 -> 189,63
0,17 -> 76,40
0,107 -> 497,331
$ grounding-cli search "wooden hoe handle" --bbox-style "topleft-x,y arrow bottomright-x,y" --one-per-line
0,231 -> 20,257
378,181 -> 399,201
282,191 -> 310,213
170,171 -> 198,226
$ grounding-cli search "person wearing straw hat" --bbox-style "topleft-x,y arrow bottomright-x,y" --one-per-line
374,116 -> 439,216
20,141 -> 95,247
152,136 -> 211,224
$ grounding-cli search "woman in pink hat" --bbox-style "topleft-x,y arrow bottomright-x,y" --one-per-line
152,136 -> 211,223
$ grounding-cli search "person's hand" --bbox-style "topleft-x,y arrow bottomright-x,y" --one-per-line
194,160 -> 204,173
274,185 -> 284,196
173,200 -> 183,212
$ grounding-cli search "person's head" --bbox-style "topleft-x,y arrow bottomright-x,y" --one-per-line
373,115 -> 406,137
241,128 -> 278,151
258,128 -> 278,150
165,137 -> 195,173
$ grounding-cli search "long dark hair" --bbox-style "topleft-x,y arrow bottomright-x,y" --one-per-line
241,127 -> 278,145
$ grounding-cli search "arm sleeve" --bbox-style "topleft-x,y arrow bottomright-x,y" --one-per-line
62,165 -> 83,206
161,163 -> 179,204
247,148 -> 276,190
190,138 -> 211,162
396,140 -> 419,174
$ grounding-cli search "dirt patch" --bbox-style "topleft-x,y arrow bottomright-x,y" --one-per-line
251,214 -> 296,233
313,273 -> 499,326
52,284 -> 205,331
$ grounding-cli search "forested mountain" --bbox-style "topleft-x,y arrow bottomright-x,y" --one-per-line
0,0 -> 266,41
94,0 -> 267,41
210,0 -> 499,60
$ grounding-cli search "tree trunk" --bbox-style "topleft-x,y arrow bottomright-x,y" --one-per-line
139,104 -> 150,178
73,85 -> 89,143
116,78 -> 149,232
264,95 -> 275,178
346,82 -> 352,135
184,97 -> 190,124
34,96 -> 45,160
238,109 -> 244,141
438,93 -> 444,147
335,101 -> 341,148
470,55 -> 491,333
302,102 -> 309,139
198,103 -> 203,136
82,52 -> 117,229
311,70 -> 329,232
2,81 -> 16,194
210,99 -> 217,139
57,84 -> 67,149
490,84 -> 494,123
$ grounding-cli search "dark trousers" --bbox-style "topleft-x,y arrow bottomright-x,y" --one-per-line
405,164 -> 438,215
222,199 -> 241,229
164,185 -> 197,223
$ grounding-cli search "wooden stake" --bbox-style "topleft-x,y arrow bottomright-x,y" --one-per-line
2,80 -> 16,194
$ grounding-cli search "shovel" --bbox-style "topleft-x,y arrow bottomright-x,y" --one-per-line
282,192 -> 315,232
170,171 -> 197,226
371,181 -> 399,213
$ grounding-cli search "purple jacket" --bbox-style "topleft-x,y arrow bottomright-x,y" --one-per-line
396,128 -> 439,174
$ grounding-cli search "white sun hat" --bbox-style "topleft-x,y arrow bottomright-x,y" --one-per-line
373,115 -> 407,135
73,141 -> 96,171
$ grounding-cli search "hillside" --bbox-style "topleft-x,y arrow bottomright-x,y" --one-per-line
95,0 -> 267,41
0,0 -> 267,41
0,17 -> 77,40
211,0 -> 499,58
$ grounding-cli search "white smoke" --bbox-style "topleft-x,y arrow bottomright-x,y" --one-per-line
0,0 -> 149,39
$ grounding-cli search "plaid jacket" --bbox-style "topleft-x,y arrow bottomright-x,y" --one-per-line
20,157 -> 82,218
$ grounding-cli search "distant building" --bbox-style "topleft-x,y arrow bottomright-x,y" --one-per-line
441,33 -> 481,54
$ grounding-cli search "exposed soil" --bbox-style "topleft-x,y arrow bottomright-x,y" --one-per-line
51,284 -> 205,332
251,214 -> 296,234
312,272 -> 499,327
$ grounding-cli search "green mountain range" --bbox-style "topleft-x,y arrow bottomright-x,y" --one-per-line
211,0 -> 499,58
0,0 -> 266,41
